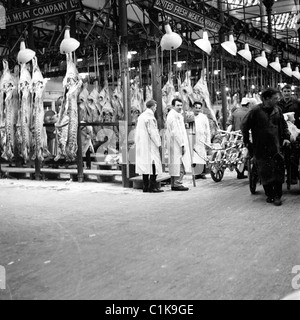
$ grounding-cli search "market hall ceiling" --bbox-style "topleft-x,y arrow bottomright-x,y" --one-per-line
0,0 -> 298,70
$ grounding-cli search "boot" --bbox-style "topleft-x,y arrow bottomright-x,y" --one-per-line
149,175 -> 164,193
143,175 -> 149,193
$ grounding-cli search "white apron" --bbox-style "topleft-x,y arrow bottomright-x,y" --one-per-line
135,109 -> 162,175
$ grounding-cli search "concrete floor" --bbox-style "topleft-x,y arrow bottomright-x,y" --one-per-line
0,172 -> 300,300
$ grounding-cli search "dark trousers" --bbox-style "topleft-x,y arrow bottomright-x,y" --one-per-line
263,182 -> 283,199
143,164 -> 157,191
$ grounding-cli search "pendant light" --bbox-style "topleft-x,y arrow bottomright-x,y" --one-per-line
160,21 -> 182,51
255,50 -> 268,69
269,16 -> 281,73
60,25 -> 80,54
282,62 -> 293,77
194,30 -> 212,55
194,5 -> 212,55
254,12 -> 268,68
237,1 -> 252,62
281,29 -> 292,77
221,33 -> 237,56
17,39 -> 36,64
269,56 -> 281,73
238,43 -> 252,62
292,66 -> 300,80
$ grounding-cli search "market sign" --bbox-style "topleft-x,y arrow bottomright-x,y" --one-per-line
5,0 -> 82,27
239,34 -> 273,53
283,52 -> 300,63
154,0 -> 222,33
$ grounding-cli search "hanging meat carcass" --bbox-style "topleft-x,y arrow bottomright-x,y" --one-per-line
145,84 -> 153,105
130,76 -> 145,124
31,57 -> 51,162
111,77 -> 124,121
99,79 -> 114,122
162,72 -> 176,121
18,63 -> 32,163
1,60 -> 19,162
0,68 -> 5,155
179,70 -> 195,122
78,81 -> 94,157
85,81 -> 102,144
87,81 -> 102,123
55,94 -> 69,162
179,70 -> 194,110
63,53 -> 82,162
193,69 -> 219,137
78,81 -> 90,122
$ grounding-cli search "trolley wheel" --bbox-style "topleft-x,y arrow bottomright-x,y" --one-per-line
248,158 -> 258,194
210,165 -> 224,182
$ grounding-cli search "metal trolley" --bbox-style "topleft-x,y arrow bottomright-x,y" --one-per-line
204,130 -> 248,182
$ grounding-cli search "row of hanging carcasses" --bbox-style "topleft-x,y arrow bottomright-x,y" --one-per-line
79,68 -> 219,139
0,53 -> 88,165
0,57 -> 51,164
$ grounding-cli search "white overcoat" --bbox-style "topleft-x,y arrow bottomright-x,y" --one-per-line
193,113 -> 211,164
135,109 -> 162,175
166,109 -> 192,176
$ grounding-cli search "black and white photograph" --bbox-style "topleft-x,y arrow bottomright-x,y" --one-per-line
1,0 -> 300,303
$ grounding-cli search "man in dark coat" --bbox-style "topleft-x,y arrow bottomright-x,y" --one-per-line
241,88 -> 291,206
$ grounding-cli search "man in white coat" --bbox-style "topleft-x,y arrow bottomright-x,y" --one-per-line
135,100 -> 164,193
166,98 -> 192,191
192,101 -> 211,179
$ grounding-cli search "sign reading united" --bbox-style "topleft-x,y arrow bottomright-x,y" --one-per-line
154,0 -> 221,33
6,0 -> 82,26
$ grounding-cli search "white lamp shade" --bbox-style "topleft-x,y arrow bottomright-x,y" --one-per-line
282,62 -> 293,77
255,50 -> 268,68
237,43 -> 252,62
292,67 -> 300,80
194,31 -> 212,55
221,34 -> 237,56
60,26 -> 80,54
17,40 -> 36,64
160,23 -> 182,51
269,57 -> 281,73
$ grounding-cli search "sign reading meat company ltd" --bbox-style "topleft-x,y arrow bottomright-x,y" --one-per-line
6,0 -> 82,27
154,0 -> 222,33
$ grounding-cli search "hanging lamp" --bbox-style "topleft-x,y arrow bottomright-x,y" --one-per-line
160,21 -> 182,51
292,66 -> 300,80
237,1 -> 252,62
269,56 -> 281,73
221,33 -> 237,56
194,30 -> 212,55
282,62 -> 293,77
238,43 -> 252,62
60,25 -> 80,54
17,39 -> 36,64
255,50 -> 268,68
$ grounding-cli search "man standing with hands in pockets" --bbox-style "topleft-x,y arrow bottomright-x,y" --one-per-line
135,100 -> 164,193
166,98 -> 192,191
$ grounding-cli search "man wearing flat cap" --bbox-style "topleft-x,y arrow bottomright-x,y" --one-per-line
135,100 -> 164,193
